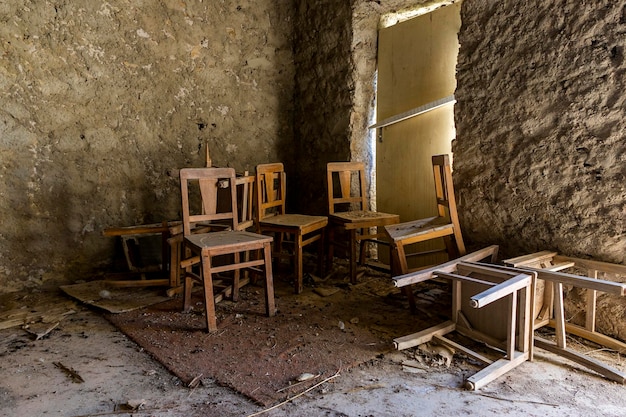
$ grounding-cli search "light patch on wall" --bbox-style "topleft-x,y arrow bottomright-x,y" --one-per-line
226,143 -> 237,153
175,87 -> 189,101
380,0 -> 461,28
136,28 -> 151,39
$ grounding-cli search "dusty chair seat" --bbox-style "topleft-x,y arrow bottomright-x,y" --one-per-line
384,216 -> 454,243
256,163 -> 328,294
179,167 -> 276,333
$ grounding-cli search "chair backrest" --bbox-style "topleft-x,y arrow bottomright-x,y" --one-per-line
432,154 -> 460,225
326,162 -> 368,214
255,162 -> 287,222
235,172 -> 255,231
179,167 -> 239,236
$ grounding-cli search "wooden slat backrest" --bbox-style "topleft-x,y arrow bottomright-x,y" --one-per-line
326,161 -> 367,214
179,167 -> 239,236
255,162 -> 287,221
432,154 -> 459,225
235,173 -> 255,230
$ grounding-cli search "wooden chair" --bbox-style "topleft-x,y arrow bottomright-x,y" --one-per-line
384,154 -> 466,276
179,167 -> 276,332
255,163 -> 328,294
326,162 -> 400,284
503,251 -> 626,383
167,172 -> 255,296
393,246 -> 535,390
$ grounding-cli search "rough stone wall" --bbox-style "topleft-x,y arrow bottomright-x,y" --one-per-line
454,0 -> 626,264
292,0 -> 448,215
291,0 -> 353,214
0,0 -> 295,291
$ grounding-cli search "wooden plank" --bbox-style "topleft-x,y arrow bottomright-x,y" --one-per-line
535,337 -> 626,384
503,251 -> 557,267
393,320 -> 456,351
553,255 -> 626,276
393,246 -> 499,287
464,351 -> 528,390
532,269 -> 626,295
502,250 -> 558,267
469,274 -> 532,309
432,334 -> 493,366
545,321 -> 626,353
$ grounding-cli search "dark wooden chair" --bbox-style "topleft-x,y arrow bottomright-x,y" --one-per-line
255,162 -> 328,294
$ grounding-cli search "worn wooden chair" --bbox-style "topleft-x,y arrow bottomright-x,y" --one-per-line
393,246 -> 535,390
255,163 -> 328,294
326,162 -> 400,284
384,154 -> 466,276
503,251 -> 626,383
167,172 -> 256,296
179,167 -> 276,332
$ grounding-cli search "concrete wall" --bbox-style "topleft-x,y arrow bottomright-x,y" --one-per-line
0,0 -> 295,291
454,0 -> 626,263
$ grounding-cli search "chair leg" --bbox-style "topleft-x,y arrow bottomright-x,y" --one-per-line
358,228 -> 367,265
262,242 -> 276,317
183,275 -> 194,312
349,229 -> 358,284
169,240 -> 180,288
395,243 -> 409,277
392,243 -> 416,313
403,286 -> 417,314
295,234 -> 304,294
232,252 -> 240,302
317,229 -> 325,278
442,235 -> 457,259
201,254 -> 218,333
453,228 -> 466,255
326,226 -> 335,273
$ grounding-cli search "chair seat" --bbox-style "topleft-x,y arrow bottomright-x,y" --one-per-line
385,216 -> 454,242
185,230 -> 272,252
330,210 -> 399,229
259,214 -> 328,232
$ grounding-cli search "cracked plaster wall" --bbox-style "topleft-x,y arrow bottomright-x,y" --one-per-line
1,0 -> 295,291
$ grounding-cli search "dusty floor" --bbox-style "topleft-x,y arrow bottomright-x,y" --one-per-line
2,267 -> 626,417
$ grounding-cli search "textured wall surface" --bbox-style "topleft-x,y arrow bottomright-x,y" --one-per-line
291,0 -> 353,214
455,0 -> 626,263
292,0 -> 448,214
0,0 -> 294,291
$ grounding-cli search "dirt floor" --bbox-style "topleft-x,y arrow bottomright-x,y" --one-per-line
2,264 -> 626,417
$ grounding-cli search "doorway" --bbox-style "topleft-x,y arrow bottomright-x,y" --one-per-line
374,1 -> 462,267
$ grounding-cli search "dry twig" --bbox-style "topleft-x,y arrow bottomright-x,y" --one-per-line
246,370 -> 341,417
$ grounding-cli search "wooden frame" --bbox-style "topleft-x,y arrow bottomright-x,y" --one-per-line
393,246 -> 535,390
504,251 -> 626,383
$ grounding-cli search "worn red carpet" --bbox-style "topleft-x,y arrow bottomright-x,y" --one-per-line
105,268 -> 442,406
